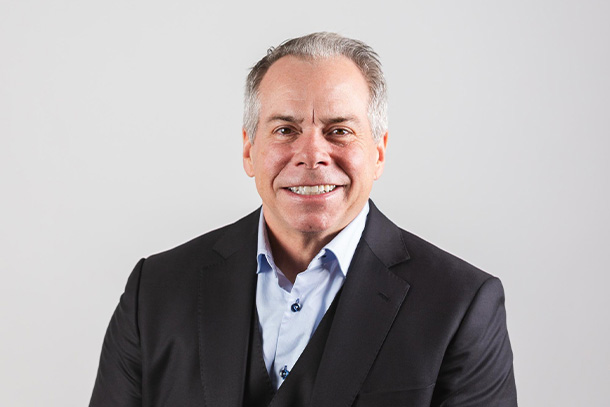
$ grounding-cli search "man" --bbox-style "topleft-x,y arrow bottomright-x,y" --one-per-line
91,32 -> 517,406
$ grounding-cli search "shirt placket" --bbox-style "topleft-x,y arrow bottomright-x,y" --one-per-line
273,285 -> 304,385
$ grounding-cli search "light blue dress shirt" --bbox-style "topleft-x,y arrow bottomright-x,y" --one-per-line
255,202 -> 369,389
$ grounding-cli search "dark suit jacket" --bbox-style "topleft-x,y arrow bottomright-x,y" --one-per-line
90,201 -> 517,406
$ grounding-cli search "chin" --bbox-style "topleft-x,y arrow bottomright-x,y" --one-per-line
290,214 -> 341,235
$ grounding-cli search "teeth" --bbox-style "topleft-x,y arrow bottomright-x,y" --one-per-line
288,185 -> 337,195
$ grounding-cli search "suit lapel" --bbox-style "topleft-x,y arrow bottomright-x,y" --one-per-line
198,209 -> 260,407
309,201 -> 411,407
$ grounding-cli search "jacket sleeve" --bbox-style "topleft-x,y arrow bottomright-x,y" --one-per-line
90,259 -> 144,407
431,277 -> 518,407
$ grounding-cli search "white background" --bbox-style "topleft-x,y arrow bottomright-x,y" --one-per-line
1,1 -> 608,405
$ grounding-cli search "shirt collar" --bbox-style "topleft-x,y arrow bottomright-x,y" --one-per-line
256,201 -> 370,278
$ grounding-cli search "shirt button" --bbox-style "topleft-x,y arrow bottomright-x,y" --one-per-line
291,298 -> 301,312
279,365 -> 290,379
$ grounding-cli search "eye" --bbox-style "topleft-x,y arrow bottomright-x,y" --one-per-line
329,128 -> 351,137
274,127 -> 296,136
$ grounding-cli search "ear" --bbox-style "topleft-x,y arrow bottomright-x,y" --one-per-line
373,131 -> 388,180
243,129 -> 255,177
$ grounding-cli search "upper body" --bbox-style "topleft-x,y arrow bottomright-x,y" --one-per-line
90,32 -> 517,406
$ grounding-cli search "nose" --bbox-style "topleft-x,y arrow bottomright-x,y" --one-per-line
293,129 -> 331,169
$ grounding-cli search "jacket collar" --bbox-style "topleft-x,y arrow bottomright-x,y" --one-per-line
198,208 -> 260,407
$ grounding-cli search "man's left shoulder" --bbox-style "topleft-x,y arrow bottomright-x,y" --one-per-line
399,227 -> 493,287
366,201 -> 500,302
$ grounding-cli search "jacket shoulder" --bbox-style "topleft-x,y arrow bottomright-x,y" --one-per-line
366,200 -> 493,289
401,228 -> 492,281
394,227 -> 501,318
142,207 -> 260,276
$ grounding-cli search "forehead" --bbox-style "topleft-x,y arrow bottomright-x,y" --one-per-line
257,55 -> 370,118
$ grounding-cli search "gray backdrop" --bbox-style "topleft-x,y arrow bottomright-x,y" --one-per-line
1,0 -> 608,405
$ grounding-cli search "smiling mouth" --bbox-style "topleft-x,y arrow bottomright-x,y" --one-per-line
287,185 -> 337,195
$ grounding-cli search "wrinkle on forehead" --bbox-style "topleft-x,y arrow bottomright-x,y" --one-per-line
265,90 -> 362,119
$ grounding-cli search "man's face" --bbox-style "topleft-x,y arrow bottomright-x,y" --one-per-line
243,55 -> 387,239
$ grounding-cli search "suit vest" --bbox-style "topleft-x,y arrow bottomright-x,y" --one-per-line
243,289 -> 342,407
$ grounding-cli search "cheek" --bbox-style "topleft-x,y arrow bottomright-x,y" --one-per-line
254,145 -> 292,185
334,147 -> 374,181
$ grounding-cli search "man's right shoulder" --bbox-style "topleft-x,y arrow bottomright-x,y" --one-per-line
139,207 -> 261,277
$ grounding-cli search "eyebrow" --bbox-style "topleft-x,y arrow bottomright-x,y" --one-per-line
266,115 -> 304,124
320,116 -> 360,125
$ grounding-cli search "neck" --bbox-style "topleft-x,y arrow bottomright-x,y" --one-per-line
265,226 -> 338,284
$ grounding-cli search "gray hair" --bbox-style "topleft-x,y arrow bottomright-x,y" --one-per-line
243,32 -> 388,143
